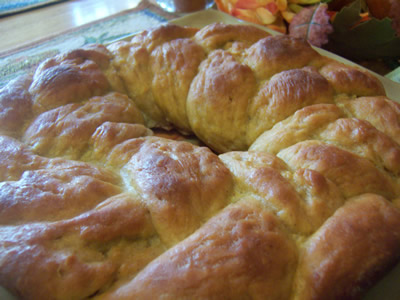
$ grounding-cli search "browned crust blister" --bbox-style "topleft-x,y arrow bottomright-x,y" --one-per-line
1,23 -> 400,300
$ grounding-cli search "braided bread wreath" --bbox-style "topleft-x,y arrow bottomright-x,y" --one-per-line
1,21 -> 400,300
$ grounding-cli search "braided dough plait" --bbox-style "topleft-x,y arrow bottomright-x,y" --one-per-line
0,22 -> 400,300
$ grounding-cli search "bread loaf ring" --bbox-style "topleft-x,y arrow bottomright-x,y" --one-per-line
1,22 -> 400,300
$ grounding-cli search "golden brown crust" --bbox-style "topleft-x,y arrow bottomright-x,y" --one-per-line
294,194 -> 400,300
220,151 -> 313,233
278,140 -> 399,199
0,159 -> 122,224
119,137 -> 233,245
0,75 -> 33,138
151,38 -> 206,132
244,35 -> 323,80
30,54 -> 111,114
194,22 -> 271,51
250,104 -> 400,176
100,199 -> 298,300
247,67 -> 335,144
132,24 -> 199,53
23,92 -> 145,159
0,223 -> 118,300
187,49 -> 257,152
0,135 -> 46,181
88,122 -> 153,161
320,62 -> 386,97
0,193 -> 159,300
341,96 -> 400,145
1,22 -> 400,300
320,118 -> 400,175
250,104 -> 344,154
220,151 -> 345,234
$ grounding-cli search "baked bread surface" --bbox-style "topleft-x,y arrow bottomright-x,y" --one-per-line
1,22 -> 400,300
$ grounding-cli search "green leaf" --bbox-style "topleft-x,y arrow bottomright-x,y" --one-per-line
332,0 -> 362,32
325,0 -> 400,60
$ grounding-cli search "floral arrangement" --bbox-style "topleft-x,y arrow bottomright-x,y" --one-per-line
215,0 -> 400,72
215,0 -> 324,33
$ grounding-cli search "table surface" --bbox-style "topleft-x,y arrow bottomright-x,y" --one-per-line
0,0 -> 143,53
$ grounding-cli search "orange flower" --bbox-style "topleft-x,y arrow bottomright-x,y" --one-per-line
215,0 -> 321,33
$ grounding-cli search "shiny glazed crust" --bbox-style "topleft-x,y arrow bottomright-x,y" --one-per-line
1,23 -> 400,300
